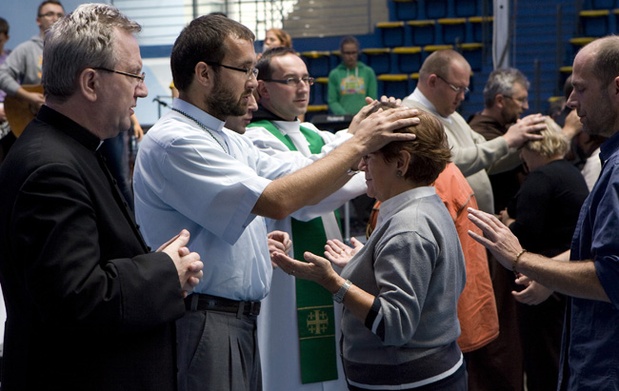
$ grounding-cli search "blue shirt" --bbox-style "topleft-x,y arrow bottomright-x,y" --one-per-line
560,131 -> 619,390
133,99 -> 305,301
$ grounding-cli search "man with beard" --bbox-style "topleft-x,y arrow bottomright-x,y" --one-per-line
468,68 -> 546,214
132,14 -> 419,391
468,35 -> 619,390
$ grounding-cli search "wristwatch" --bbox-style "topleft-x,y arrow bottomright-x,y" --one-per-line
333,279 -> 352,303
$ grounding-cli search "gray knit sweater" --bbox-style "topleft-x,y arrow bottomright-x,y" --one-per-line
340,187 -> 466,389
0,35 -> 44,96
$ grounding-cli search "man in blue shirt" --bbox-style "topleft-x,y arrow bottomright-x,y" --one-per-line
468,35 -> 619,390
133,14 -> 419,391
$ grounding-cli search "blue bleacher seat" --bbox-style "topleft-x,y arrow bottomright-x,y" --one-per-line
301,51 -> 332,78
318,77 -> 329,105
310,78 -> 326,105
377,21 -> 407,47
408,20 -> 436,46
392,47 -> 423,74
459,42 -> 484,72
425,0 -> 449,19
455,0 -> 478,17
579,9 -> 611,37
391,0 -> 418,21
361,48 -> 392,74
378,74 -> 411,99
583,0 -> 616,9
469,16 -> 493,43
439,17 -> 468,44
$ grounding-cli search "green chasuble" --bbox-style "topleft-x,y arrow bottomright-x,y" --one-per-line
249,120 -> 340,383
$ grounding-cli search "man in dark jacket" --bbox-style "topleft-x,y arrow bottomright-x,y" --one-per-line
0,4 -> 203,390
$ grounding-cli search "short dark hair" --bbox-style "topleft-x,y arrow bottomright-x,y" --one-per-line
0,17 -> 9,35
171,14 -> 255,92
339,35 -> 359,51
256,46 -> 298,81
37,0 -> 64,17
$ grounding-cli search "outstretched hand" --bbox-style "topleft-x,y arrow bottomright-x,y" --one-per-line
271,250 -> 340,291
324,237 -> 364,268
467,208 -> 524,272
158,229 -> 204,297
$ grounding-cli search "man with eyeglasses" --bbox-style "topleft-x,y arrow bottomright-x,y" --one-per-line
0,1 -> 63,110
133,14 -> 419,391
402,49 -> 544,214
0,4 -> 204,390
468,68 -> 546,214
328,35 -> 377,115
0,1 -> 64,160
246,46 -> 363,391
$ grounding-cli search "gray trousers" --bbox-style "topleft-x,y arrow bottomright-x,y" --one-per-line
177,309 -> 262,391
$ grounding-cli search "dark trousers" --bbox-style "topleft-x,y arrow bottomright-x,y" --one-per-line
519,294 -> 565,391
176,309 -> 262,391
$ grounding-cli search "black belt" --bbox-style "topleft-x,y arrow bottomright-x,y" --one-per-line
184,293 -> 261,317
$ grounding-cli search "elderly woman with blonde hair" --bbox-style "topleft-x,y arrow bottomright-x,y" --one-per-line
271,109 -> 467,390
500,117 -> 589,391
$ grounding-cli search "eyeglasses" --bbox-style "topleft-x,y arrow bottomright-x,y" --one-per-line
504,95 -> 528,105
94,67 -> 146,86
435,74 -> 469,95
262,76 -> 315,86
38,11 -> 64,18
205,62 -> 259,80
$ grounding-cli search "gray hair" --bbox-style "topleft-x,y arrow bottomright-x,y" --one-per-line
483,68 -> 529,108
42,3 -> 140,101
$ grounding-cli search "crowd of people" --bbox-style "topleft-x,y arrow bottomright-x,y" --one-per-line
1,2 -> 619,391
